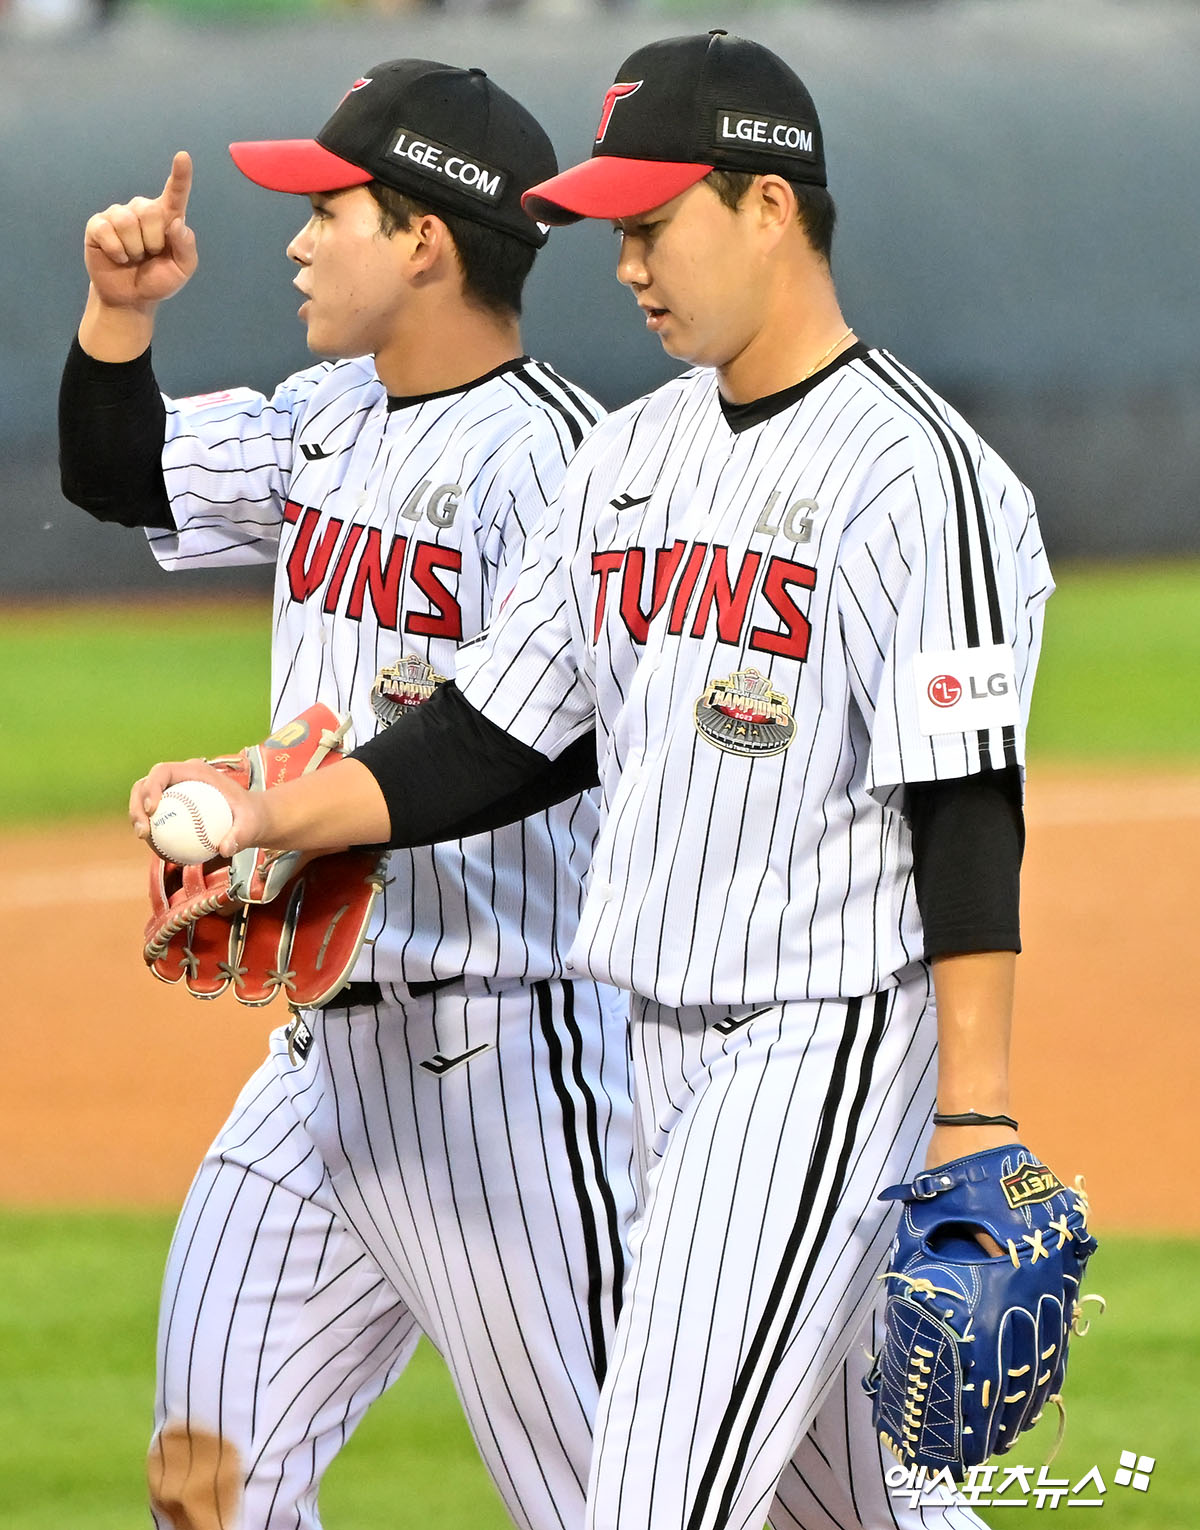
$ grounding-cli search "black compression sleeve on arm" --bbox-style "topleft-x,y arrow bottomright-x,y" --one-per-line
350,682 -> 598,849
906,765 -> 1025,957
58,336 -> 174,529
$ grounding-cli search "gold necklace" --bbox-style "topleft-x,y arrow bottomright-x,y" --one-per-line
802,327 -> 855,381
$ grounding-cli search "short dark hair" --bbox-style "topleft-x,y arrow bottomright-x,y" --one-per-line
704,169 -> 836,264
366,181 -> 537,318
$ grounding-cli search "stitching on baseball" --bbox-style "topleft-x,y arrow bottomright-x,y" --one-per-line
157,790 -> 221,856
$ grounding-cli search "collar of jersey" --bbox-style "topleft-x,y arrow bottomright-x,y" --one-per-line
718,341 -> 869,434
386,355 -> 532,411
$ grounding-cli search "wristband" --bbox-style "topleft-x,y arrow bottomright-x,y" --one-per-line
932,1110 -> 1019,1130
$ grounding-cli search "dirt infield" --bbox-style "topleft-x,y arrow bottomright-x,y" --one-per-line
2,768 -> 1196,1232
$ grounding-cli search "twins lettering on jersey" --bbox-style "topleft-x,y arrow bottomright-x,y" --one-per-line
591,540 -> 817,661
284,497 -> 462,635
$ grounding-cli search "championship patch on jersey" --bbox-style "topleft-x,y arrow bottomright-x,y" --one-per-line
370,655 -> 446,728
912,644 -> 1021,736
694,668 -> 796,757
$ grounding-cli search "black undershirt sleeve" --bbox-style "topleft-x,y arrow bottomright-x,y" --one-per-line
58,336 -> 174,529
906,764 -> 1025,957
350,682 -> 598,847
359,692 -> 1026,946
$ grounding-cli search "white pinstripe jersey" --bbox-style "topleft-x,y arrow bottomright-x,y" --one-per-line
148,353 -> 604,986
455,347 -> 1054,1006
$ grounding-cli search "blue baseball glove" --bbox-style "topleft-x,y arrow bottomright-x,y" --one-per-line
864,1144 -> 1100,1480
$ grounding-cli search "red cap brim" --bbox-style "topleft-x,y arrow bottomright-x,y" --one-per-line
228,139 -> 374,195
522,156 -> 714,224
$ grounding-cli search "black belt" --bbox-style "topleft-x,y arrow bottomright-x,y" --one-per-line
333,977 -> 460,1008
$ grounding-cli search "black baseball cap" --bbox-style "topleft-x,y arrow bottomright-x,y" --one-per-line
523,31 -> 825,225
230,59 -> 557,247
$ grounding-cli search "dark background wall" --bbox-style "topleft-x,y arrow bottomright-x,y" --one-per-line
4,0 -> 1199,595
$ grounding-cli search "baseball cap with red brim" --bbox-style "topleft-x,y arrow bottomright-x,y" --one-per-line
229,139 -> 374,196
522,30 -> 827,226
229,58 -> 557,248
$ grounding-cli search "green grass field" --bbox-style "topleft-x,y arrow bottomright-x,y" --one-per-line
1026,560 -> 1200,761
0,600 -> 271,825
2,562 -> 1197,1526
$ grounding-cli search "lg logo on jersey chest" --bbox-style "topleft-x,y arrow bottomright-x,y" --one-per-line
397,479 -> 461,527
754,493 -> 816,545
284,499 -> 462,637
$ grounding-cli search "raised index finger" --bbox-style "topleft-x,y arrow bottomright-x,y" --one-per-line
159,150 -> 193,223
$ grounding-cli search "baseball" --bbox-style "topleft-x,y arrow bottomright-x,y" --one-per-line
148,779 -> 235,865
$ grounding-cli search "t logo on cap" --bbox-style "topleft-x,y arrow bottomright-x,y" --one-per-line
339,77 -> 373,105
595,81 -> 643,144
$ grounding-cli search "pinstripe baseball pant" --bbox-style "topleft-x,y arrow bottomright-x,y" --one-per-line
588,971 -> 987,1530
148,978 -> 635,1530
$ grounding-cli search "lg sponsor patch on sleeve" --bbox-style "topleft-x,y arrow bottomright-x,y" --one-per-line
912,644 -> 1020,735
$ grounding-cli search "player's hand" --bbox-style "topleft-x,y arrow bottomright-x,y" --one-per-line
84,152 -> 198,310
131,757 -> 263,860
924,1121 -> 1021,1256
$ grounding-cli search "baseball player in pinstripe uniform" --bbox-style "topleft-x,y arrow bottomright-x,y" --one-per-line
130,33 -> 1051,1530
62,61 -> 638,1530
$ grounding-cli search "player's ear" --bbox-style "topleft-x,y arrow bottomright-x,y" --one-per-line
754,174 -> 797,240
405,212 -> 454,281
